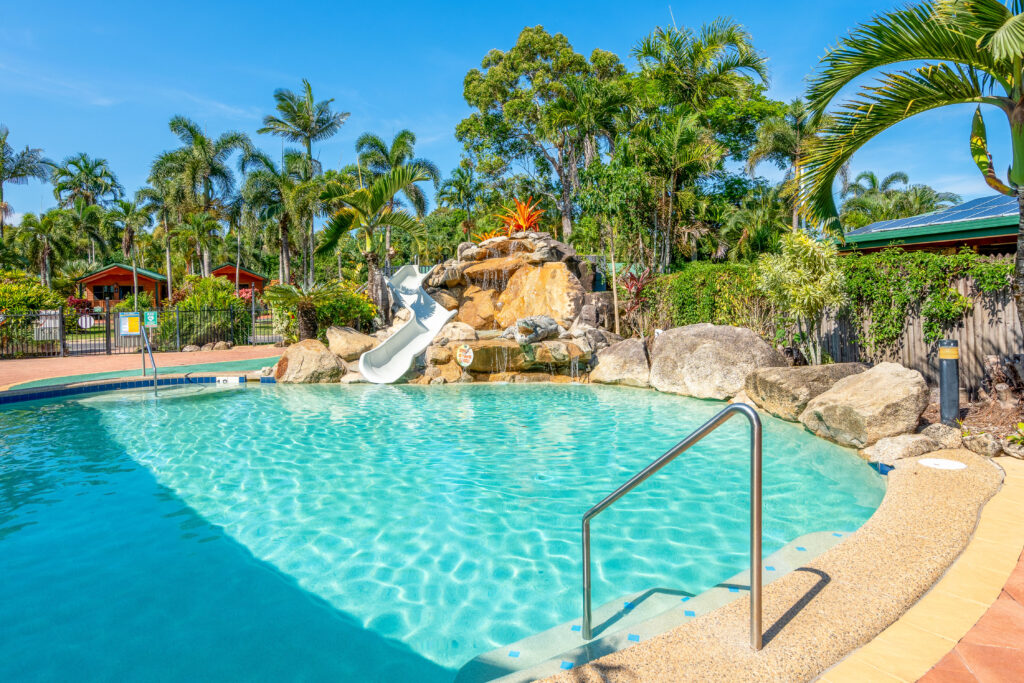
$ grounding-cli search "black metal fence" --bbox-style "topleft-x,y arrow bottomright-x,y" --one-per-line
0,302 -> 280,359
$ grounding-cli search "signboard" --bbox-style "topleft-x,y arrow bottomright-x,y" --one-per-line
77,315 -> 95,330
144,311 -> 158,327
119,312 -> 140,336
455,343 -> 474,368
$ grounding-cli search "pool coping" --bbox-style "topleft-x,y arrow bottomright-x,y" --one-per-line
540,448 -> 1005,683
0,372 -> 271,405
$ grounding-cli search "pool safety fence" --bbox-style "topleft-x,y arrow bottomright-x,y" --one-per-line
0,302 -> 281,359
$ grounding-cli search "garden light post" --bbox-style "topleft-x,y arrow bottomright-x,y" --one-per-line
939,340 -> 960,427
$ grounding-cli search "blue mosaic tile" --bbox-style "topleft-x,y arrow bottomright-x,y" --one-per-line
833,532 -> 843,537
570,625 -> 580,632
623,601 -> 634,611
627,634 -> 640,642
681,596 -> 691,602
508,651 -> 520,658
560,661 -> 573,670
728,587 -> 739,593
684,610 -> 695,617
766,566 -> 776,571
796,547 -> 807,552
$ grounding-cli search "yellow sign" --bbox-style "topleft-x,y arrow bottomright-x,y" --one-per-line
938,347 -> 959,360
119,313 -> 140,336
455,344 -> 474,368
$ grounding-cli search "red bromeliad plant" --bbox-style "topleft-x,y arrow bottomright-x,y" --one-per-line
620,267 -> 654,335
496,197 -> 543,236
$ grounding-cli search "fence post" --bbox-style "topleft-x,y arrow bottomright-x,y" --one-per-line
58,306 -> 66,358
251,291 -> 256,344
229,306 -> 235,346
175,306 -> 181,351
104,300 -> 112,355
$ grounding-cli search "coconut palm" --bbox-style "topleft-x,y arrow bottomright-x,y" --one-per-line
137,177 -> 184,299
13,210 -> 73,287
801,0 -> 1024,327
258,80 -> 349,286
0,125 -> 52,242
318,165 -> 429,323
64,197 -> 108,266
105,198 -> 153,309
51,153 -> 123,208
178,212 -> 222,278
632,19 -> 768,110
437,166 -> 485,234
151,116 -> 250,276
746,99 -> 833,230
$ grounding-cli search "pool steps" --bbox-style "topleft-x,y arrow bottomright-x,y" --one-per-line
455,530 -> 849,683
0,372 -> 261,404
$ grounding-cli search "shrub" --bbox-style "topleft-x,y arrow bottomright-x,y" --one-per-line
266,279 -> 376,342
0,271 -> 62,356
113,292 -> 155,312
155,276 -> 252,348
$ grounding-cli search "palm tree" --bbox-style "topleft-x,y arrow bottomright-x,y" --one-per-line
841,170 -> 910,199
318,165 -> 429,323
632,19 -> 768,110
258,80 -> 349,287
548,76 -> 632,168
178,212 -> 221,279
437,166 -> 485,235
839,172 -> 961,228
13,210 -> 72,287
137,177 -> 184,299
151,116 -> 250,276
106,198 -> 153,309
746,99 -> 833,230
801,0 -> 1024,328
0,125 -> 51,241
720,186 -> 790,261
64,197 -> 107,266
356,130 -> 440,274
263,282 -> 340,341
51,153 -> 123,208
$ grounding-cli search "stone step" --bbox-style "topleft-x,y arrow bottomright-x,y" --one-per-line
454,530 -> 849,683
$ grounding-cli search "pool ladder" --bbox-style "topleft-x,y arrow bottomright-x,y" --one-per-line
140,324 -> 159,397
581,403 -> 763,649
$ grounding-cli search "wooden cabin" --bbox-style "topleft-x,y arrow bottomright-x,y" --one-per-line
76,264 -> 167,307
211,263 -> 267,293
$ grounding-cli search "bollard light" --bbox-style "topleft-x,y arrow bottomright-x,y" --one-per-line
938,340 -> 960,427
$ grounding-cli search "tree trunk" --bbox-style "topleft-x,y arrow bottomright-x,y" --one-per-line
235,238 -> 240,293
609,220 -> 620,336
164,227 -> 173,302
583,136 -> 597,169
1015,188 -> 1024,335
296,302 -> 318,341
0,184 -> 5,242
365,250 -> 393,326
792,161 -> 801,231
131,253 -> 140,313
280,216 -> 291,284
337,250 -> 343,281
663,174 -> 676,274
201,247 -> 211,277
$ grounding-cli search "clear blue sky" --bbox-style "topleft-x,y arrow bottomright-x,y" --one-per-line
1,0 -> 1009,221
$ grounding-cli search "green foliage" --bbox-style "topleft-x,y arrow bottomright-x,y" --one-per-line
701,86 -> 786,161
0,270 -> 62,314
843,248 -> 1012,353
266,280 -> 376,341
757,231 -> 845,364
155,275 -> 251,348
113,292 -> 155,312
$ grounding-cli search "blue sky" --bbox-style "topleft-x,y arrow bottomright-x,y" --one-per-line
1,0 -> 1010,221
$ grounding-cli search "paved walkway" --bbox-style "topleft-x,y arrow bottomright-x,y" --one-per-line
0,346 -> 282,390
918,550 -> 1024,682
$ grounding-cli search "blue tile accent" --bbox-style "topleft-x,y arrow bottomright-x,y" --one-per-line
559,661 -> 573,670
627,634 -> 640,642
766,566 -> 776,571
260,376 -> 276,383
570,625 -> 581,632
508,651 -> 520,658
623,601 -> 634,611
681,596 -> 691,602
796,546 -> 807,552
728,587 -> 739,593
832,532 -> 843,537
684,610 -> 695,617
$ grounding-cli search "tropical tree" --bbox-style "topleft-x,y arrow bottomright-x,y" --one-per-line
839,172 -> 962,228
106,198 -> 153,308
801,0 -> 1024,329
64,197 -> 108,266
437,165 -> 485,234
318,166 -> 429,322
178,212 -> 221,278
746,99 -> 831,229
720,186 -> 791,261
13,210 -> 73,287
632,19 -> 768,110
548,76 -> 632,167
258,79 -> 349,286
151,116 -> 250,276
263,282 -> 341,341
842,170 -> 911,198
51,153 -> 122,208
0,125 -> 51,241
137,177 -> 184,298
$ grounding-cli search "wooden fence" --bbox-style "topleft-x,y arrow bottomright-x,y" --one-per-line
821,278 -> 1022,393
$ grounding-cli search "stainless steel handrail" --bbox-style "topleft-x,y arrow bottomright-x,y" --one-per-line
140,323 -> 159,397
581,402 -> 762,648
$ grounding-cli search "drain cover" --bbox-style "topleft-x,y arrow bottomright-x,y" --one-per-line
918,458 -> 967,471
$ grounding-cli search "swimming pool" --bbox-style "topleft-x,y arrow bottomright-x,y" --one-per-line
0,383 -> 884,681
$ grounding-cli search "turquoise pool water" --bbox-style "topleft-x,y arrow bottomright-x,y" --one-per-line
0,383 -> 884,681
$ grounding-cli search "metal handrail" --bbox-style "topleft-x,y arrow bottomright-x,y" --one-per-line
581,402 -> 762,648
140,323 -> 159,397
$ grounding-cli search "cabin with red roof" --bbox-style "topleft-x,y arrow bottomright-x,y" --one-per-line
76,263 -> 167,307
211,263 -> 267,293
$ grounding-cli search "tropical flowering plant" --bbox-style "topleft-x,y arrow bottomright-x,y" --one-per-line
497,196 -> 543,234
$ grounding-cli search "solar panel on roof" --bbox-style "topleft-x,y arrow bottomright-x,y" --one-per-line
846,194 -> 1018,236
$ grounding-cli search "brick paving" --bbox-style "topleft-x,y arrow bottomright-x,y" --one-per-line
918,549 -> 1024,682
0,346 -> 282,390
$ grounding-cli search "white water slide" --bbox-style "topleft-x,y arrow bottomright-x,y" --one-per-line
358,265 -> 457,384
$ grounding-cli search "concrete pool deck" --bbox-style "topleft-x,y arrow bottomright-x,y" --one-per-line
0,345 -> 282,391
545,450 -> 1015,683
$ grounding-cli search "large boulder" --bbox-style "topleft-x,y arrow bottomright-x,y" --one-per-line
495,262 -> 585,328
962,432 -> 1003,457
589,339 -> 650,387
799,362 -> 929,448
920,423 -> 963,450
434,321 -> 478,343
325,326 -> 377,361
456,286 -> 500,329
502,315 -> 560,344
462,255 -> 528,290
428,289 -> 459,311
648,324 -> 787,400
274,339 -> 345,383
859,434 -> 939,467
745,363 -> 868,421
